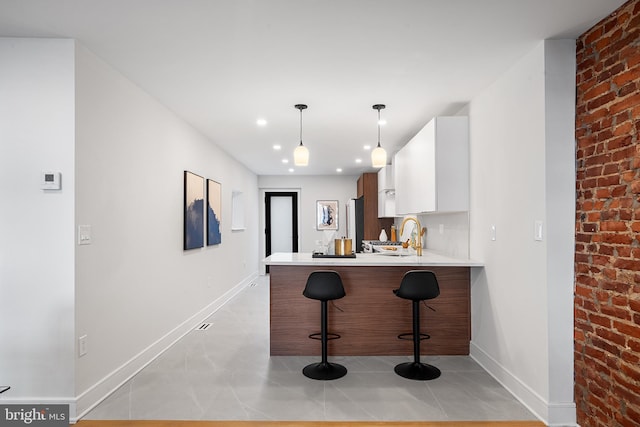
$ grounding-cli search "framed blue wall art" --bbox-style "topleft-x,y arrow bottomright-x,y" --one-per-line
207,179 -> 222,245
183,171 -> 205,250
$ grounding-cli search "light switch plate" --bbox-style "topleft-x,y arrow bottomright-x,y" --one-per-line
490,224 -> 496,241
534,220 -> 543,241
78,335 -> 87,357
78,225 -> 92,245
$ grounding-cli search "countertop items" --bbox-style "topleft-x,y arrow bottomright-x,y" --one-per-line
311,252 -> 356,259
265,251 -> 482,267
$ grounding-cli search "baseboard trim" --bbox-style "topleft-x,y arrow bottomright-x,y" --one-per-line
73,272 -> 258,422
470,341 -> 577,427
547,402 -> 579,427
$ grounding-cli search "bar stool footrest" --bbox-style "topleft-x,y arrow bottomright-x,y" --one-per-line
309,332 -> 341,341
397,332 -> 430,341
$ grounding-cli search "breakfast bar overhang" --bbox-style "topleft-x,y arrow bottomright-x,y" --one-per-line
265,252 -> 483,356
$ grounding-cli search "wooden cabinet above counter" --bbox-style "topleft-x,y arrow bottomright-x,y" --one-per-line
357,172 -> 394,239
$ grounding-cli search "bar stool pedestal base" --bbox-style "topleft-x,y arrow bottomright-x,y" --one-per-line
303,361 -> 347,380
394,361 -> 441,381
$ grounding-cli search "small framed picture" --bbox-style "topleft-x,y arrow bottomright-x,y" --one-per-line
316,200 -> 338,230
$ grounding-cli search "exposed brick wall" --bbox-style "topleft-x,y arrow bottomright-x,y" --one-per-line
575,1 -> 640,426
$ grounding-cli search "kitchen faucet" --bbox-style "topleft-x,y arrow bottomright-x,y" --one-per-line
400,216 -> 423,256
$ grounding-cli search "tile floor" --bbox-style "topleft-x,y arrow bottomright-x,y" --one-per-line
83,275 -> 538,422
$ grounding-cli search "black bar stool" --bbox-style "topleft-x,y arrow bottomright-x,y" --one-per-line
393,270 -> 441,380
302,270 -> 347,380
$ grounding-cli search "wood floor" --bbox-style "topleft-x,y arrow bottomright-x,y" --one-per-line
76,421 -> 545,427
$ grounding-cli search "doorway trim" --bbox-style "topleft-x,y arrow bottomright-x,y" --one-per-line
265,192 -> 299,272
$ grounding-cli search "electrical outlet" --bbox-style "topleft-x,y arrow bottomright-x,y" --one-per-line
490,224 -> 497,241
439,224 -> 444,234
78,335 -> 88,357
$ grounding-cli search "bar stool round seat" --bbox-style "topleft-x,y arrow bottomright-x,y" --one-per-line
302,270 -> 347,380
393,270 -> 441,380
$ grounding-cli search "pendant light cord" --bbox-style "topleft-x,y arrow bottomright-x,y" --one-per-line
377,108 -> 381,148
373,104 -> 385,148
371,103 -> 386,168
295,104 -> 307,147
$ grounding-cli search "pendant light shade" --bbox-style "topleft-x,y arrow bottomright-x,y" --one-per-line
294,144 -> 309,166
294,104 -> 309,166
371,104 -> 387,168
371,145 -> 387,168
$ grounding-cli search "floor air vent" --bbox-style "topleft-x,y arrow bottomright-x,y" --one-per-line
195,323 -> 212,331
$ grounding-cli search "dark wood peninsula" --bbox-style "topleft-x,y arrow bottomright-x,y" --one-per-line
265,252 -> 482,356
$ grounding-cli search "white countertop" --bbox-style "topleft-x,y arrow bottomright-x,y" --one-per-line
264,251 -> 483,267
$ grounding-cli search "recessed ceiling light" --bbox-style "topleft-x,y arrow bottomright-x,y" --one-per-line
378,119 -> 387,126
288,168 -> 294,173
273,144 -> 281,150
256,118 -> 267,126
355,158 -> 362,164
336,168 -> 343,173
282,158 -> 289,164
363,145 -> 371,150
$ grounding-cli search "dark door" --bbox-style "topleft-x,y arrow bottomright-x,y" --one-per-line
265,192 -> 299,272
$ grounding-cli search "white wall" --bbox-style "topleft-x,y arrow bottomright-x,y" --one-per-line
0,37 -> 260,419
468,40 -> 576,426
0,38 -> 76,404
74,44 -> 259,417
543,39 -> 576,420
257,175 -> 357,270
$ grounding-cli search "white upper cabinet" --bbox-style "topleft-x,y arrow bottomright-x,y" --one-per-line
394,116 -> 469,214
377,165 -> 395,218
378,165 -> 394,191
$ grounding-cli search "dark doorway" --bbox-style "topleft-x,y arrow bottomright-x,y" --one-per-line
265,192 -> 299,272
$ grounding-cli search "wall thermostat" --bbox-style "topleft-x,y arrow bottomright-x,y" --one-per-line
42,171 -> 61,190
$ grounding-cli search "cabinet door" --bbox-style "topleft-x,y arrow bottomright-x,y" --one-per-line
394,119 -> 436,214
378,190 -> 396,218
394,116 -> 468,214
377,165 -> 394,192
377,165 -> 395,218
434,117 -> 469,212
394,146 -> 411,215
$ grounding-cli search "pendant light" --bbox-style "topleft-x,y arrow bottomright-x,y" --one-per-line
293,104 -> 309,166
371,104 -> 387,168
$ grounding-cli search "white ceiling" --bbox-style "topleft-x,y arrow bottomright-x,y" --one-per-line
0,0 -> 625,175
